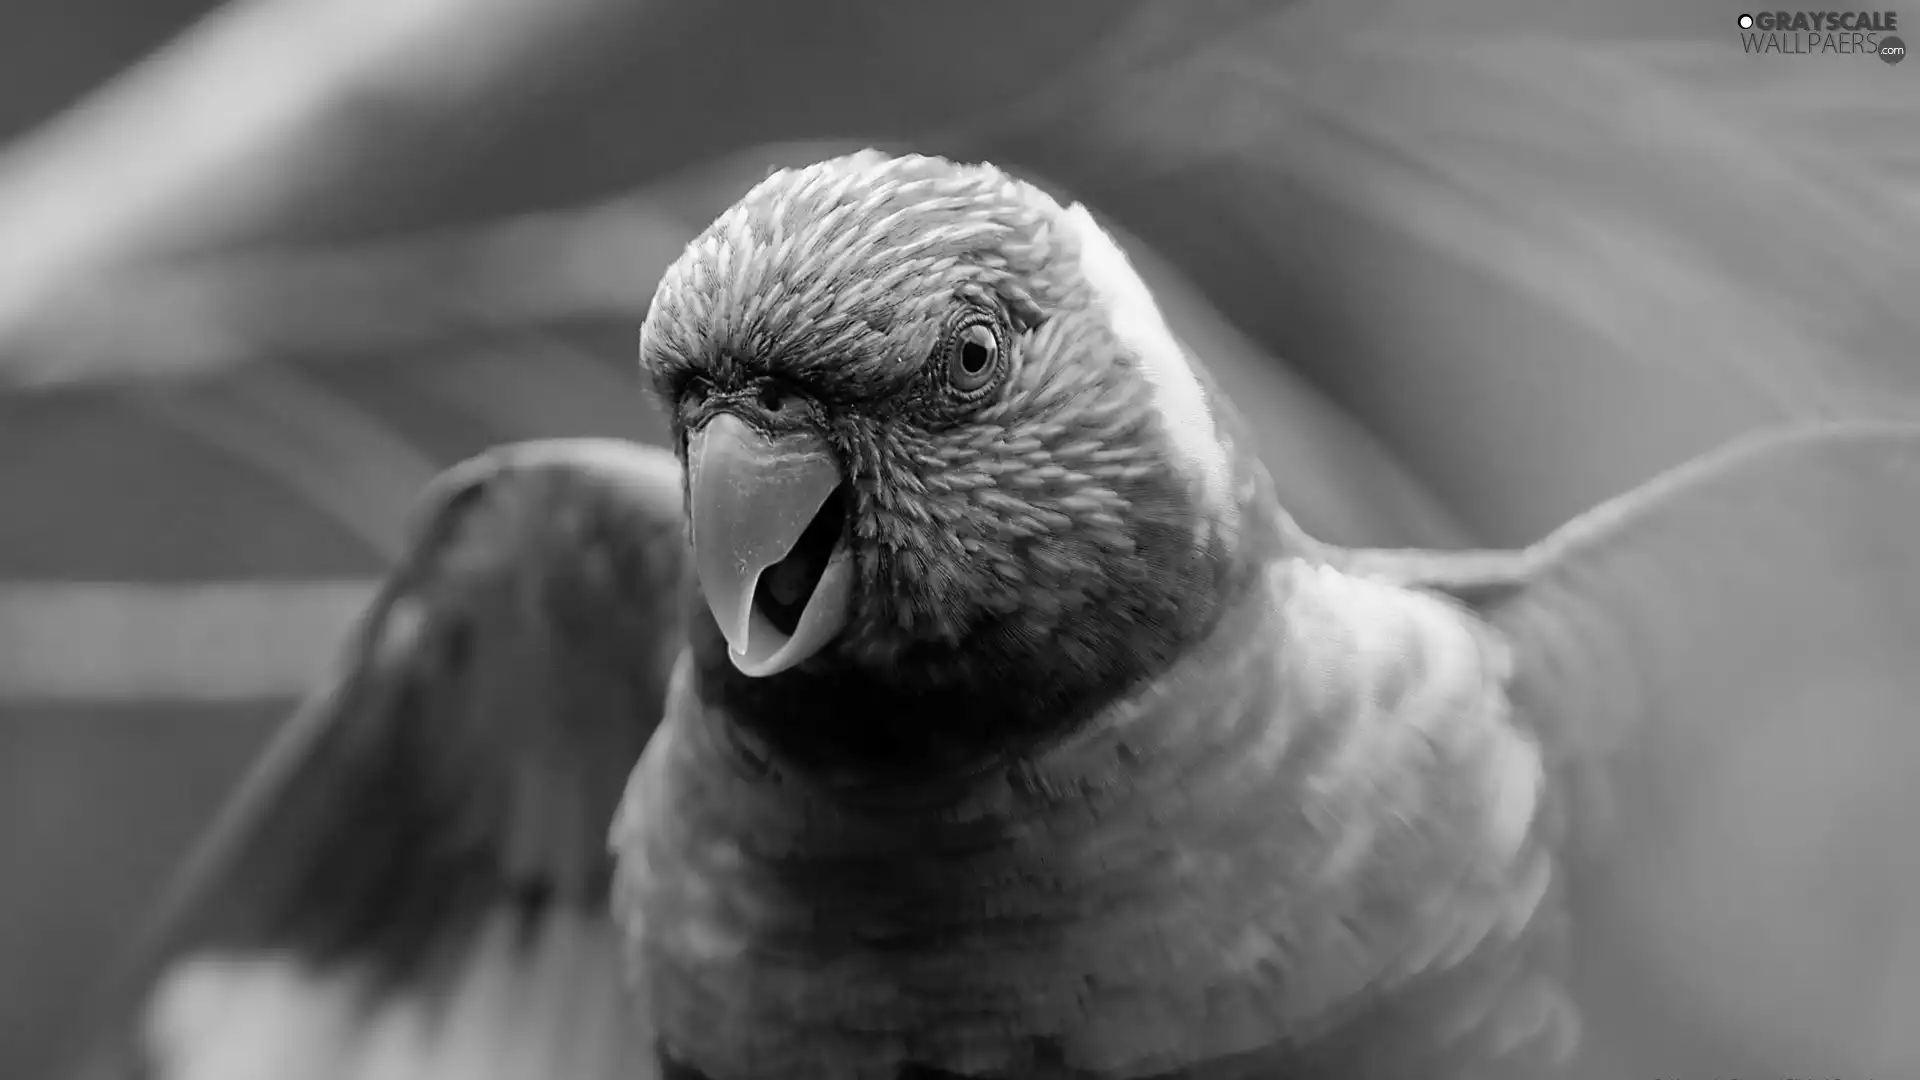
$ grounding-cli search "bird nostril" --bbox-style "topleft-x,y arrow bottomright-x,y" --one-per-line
759,386 -> 787,413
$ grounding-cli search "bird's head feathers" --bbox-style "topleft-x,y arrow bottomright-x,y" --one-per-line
639,151 -> 1268,745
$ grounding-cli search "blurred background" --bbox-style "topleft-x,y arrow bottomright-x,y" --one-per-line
1,0 -> 1917,1076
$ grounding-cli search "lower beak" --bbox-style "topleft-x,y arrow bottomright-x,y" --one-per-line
685,413 -> 853,677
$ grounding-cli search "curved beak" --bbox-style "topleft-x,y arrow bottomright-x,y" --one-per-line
686,412 -> 853,677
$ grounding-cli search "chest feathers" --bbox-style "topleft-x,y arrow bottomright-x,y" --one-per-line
611,559 -> 1562,1080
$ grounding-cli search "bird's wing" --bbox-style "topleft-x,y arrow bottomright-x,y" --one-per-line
72,438 -> 689,1080
1482,421 -> 1920,1077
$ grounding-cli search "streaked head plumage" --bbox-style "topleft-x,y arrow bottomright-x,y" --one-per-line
639,150 -> 1244,701
642,151 -> 1062,401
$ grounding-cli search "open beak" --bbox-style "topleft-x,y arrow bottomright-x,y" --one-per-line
685,412 -> 853,677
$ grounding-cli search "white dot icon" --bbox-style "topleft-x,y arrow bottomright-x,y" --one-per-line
1739,14 -> 1754,28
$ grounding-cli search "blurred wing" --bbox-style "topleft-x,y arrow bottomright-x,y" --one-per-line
1485,422 -> 1920,1077
74,438 -> 689,1080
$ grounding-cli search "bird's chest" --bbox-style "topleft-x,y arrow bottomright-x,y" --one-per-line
608,719 -> 1287,1079
606,640 -> 1557,1080
618,818 -> 1128,1076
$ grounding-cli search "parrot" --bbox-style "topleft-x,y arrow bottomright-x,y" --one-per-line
71,149 -> 1920,1080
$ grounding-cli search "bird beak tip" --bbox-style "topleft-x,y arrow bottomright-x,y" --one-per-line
685,413 -> 853,678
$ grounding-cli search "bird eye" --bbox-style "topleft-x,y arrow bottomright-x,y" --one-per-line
942,315 -> 1003,396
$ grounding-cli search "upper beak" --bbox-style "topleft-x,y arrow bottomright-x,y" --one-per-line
685,412 -> 853,677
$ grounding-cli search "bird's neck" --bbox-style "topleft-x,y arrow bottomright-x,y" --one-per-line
645,554 -> 1296,894
683,430 -> 1290,784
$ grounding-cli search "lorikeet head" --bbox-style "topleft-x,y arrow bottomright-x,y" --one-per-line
640,150 -> 1259,731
